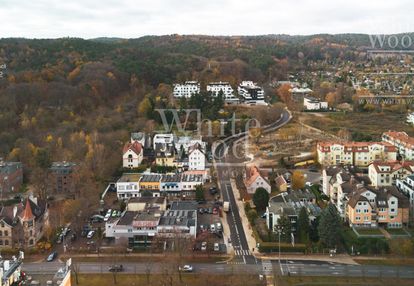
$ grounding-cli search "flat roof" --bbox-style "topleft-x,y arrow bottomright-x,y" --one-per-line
118,173 -> 141,183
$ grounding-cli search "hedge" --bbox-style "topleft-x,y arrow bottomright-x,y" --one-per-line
258,242 -> 307,253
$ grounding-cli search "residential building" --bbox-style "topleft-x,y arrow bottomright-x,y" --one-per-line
237,81 -> 265,104
382,131 -> 414,160
174,135 -> 206,155
49,162 -> 77,194
317,142 -> 397,167
244,165 -> 271,194
153,134 -> 175,150
275,175 -> 288,192
123,141 -> 143,168
266,189 -> 320,233
0,196 -> 48,249
407,113 -> 414,125
303,97 -> 328,110
347,186 -> 409,228
289,87 -> 313,102
155,144 -> 176,167
173,81 -> 200,98
368,160 -> 414,187
0,160 -> 23,195
116,173 -> 141,199
130,132 -> 146,146
396,174 -> 414,206
181,172 -> 204,193
188,143 -> 205,171
139,174 -> 162,197
206,82 -> 239,102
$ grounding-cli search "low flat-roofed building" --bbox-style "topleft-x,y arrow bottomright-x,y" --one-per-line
127,196 -> 167,212
116,173 -> 141,199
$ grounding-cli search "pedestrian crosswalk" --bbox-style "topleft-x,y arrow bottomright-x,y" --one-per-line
234,249 -> 251,256
261,259 -> 273,275
227,261 -> 246,265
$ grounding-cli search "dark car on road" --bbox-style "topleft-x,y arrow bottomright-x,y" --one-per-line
108,265 -> 123,272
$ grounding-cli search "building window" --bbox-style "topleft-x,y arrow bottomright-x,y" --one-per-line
4,231 -> 8,236
29,239 -> 34,245
4,240 -> 8,246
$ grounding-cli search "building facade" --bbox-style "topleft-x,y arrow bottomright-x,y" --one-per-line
317,142 -> 397,167
244,165 -> 271,194
303,97 -> 328,110
0,160 -> 23,195
122,141 -> 143,168
368,161 -> 414,188
237,81 -> 265,104
49,162 -> 76,194
382,131 -> 414,160
173,81 -> 200,98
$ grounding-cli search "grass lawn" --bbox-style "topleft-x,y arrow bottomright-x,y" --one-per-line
354,228 -> 384,236
72,273 -> 263,286
282,276 -> 414,286
386,228 -> 410,236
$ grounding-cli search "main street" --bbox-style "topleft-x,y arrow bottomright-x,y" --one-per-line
213,108 -> 292,265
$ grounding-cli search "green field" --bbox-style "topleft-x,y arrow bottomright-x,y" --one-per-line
282,276 -> 414,286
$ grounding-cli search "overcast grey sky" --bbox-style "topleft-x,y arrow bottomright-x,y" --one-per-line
0,0 -> 413,38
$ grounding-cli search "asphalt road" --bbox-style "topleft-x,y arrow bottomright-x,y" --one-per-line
213,109 -> 292,265
22,260 -> 414,279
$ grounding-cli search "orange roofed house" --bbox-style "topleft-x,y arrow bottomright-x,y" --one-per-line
347,186 -> 409,228
123,141 -> 143,168
0,195 -> 48,249
244,165 -> 271,194
317,141 -> 397,167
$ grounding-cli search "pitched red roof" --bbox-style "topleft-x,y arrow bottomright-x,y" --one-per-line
123,141 -> 143,155
21,199 -> 34,221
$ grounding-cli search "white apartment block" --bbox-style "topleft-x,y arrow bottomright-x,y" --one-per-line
153,133 -> 175,150
188,143 -> 206,171
206,82 -> 238,102
368,161 -> 414,188
382,131 -> 414,160
396,174 -> 414,206
303,97 -> 328,110
173,81 -> 200,98
317,142 -> 397,167
237,81 -> 265,103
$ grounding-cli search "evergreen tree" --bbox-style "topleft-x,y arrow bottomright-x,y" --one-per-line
253,187 -> 270,211
297,207 -> 310,243
318,203 -> 343,248
277,215 -> 292,243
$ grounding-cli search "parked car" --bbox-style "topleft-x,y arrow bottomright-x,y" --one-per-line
46,251 -> 57,262
112,210 -> 118,217
216,222 -> 222,231
214,243 -> 220,252
210,224 -> 216,232
209,187 -> 217,195
208,207 -> 213,214
108,265 -> 123,272
87,230 -> 95,239
90,214 -> 104,223
201,241 -> 207,251
198,208 -> 204,214
179,265 -> 194,272
104,213 -> 111,222
212,208 -> 218,215
81,225 -> 91,237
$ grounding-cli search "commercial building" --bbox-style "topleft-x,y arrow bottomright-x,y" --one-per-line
206,82 -> 239,102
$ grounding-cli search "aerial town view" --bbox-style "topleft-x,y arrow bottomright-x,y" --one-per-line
1,1 -> 414,285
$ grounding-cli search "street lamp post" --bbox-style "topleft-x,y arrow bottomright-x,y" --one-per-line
275,225 -> 284,263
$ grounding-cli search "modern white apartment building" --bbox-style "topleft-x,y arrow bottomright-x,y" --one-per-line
188,143 -> 206,171
368,160 -> 414,187
237,81 -> 265,104
382,131 -> 414,160
173,81 -> 200,98
116,173 -> 141,199
303,97 -> 328,110
206,82 -> 238,102
317,142 -> 397,167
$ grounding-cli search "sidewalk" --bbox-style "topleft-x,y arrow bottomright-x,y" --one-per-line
230,178 -> 258,255
258,253 -> 358,265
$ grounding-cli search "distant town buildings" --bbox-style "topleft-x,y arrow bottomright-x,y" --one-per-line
49,162 -> 77,194
237,81 -> 265,104
289,87 -> 313,102
173,81 -> 200,98
0,159 -> 23,195
303,97 -> 328,111
317,142 -> 397,167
